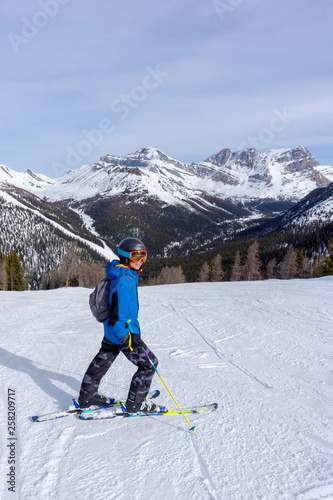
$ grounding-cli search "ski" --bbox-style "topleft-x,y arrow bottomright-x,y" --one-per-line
30,399 -> 117,422
30,390 -> 160,422
78,403 -> 218,421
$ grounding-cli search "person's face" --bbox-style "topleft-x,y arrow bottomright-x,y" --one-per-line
128,260 -> 143,271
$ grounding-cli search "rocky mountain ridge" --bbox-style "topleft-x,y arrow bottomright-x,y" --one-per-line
0,145 -> 332,287
1,146 -> 332,209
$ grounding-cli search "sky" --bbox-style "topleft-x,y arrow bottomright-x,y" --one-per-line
1,0 -> 333,178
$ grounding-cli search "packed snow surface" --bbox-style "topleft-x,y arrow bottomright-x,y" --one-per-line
1,278 -> 333,499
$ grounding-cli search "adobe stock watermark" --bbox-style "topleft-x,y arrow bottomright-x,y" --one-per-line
7,0 -> 72,54
213,0 -> 244,21
237,107 -> 296,151
51,65 -> 169,177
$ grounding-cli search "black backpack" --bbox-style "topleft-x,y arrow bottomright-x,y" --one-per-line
89,278 -> 111,323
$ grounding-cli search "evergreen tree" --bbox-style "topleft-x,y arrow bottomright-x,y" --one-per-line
207,261 -> 214,282
6,250 -> 27,291
320,239 -> 333,276
296,250 -> 305,277
230,250 -> 243,281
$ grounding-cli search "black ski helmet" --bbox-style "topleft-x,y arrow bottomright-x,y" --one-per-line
117,237 -> 147,264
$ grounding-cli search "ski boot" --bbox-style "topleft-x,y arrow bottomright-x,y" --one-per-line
125,399 -> 167,414
78,393 -> 110,409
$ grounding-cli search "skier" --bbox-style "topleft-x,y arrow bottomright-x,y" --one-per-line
78,237 -> 163,413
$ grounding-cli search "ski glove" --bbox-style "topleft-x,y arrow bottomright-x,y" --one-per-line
119,333 -> 141,349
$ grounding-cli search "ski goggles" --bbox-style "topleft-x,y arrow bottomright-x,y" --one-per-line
118,248 -> 148,263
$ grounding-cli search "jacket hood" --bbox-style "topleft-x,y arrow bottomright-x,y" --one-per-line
106,259 -> 139,280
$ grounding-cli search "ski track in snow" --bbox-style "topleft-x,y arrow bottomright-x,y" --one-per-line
190,436 -> 220,500
1,278 -> 333,499
169,300 -> 273,390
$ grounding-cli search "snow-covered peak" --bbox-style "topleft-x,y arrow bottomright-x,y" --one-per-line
132,146 -> 166,160
0,163 -> 55,191
25,169 -> 54,184
1,146 -> 332,207
0,163 -> 26,184
97,147 -> 182,171
201,145 -> 329,202
0,163 -> 14,179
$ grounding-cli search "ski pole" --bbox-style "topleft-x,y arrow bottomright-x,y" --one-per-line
141,346 -> 197,436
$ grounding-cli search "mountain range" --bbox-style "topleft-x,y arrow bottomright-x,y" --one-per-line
1,145 -> 331,205
0,145 -> 332,285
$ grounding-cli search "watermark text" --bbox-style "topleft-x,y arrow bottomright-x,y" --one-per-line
7,388 -> 17,493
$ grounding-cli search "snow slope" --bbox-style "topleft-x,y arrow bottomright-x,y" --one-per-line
0,189 -> 116,263
1,278 -> 333,500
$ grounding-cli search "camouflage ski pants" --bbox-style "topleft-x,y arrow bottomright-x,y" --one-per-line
79,336 -> 158,403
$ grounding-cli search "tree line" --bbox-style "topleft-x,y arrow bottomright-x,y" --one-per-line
0,245 -> 107,291
30,237 -> 333,288
39,244 -> 106,289
1,238 -> 332,291
145,238 -> 333,285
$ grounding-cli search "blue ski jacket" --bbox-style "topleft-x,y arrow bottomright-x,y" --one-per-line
103,260 -> 141,345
